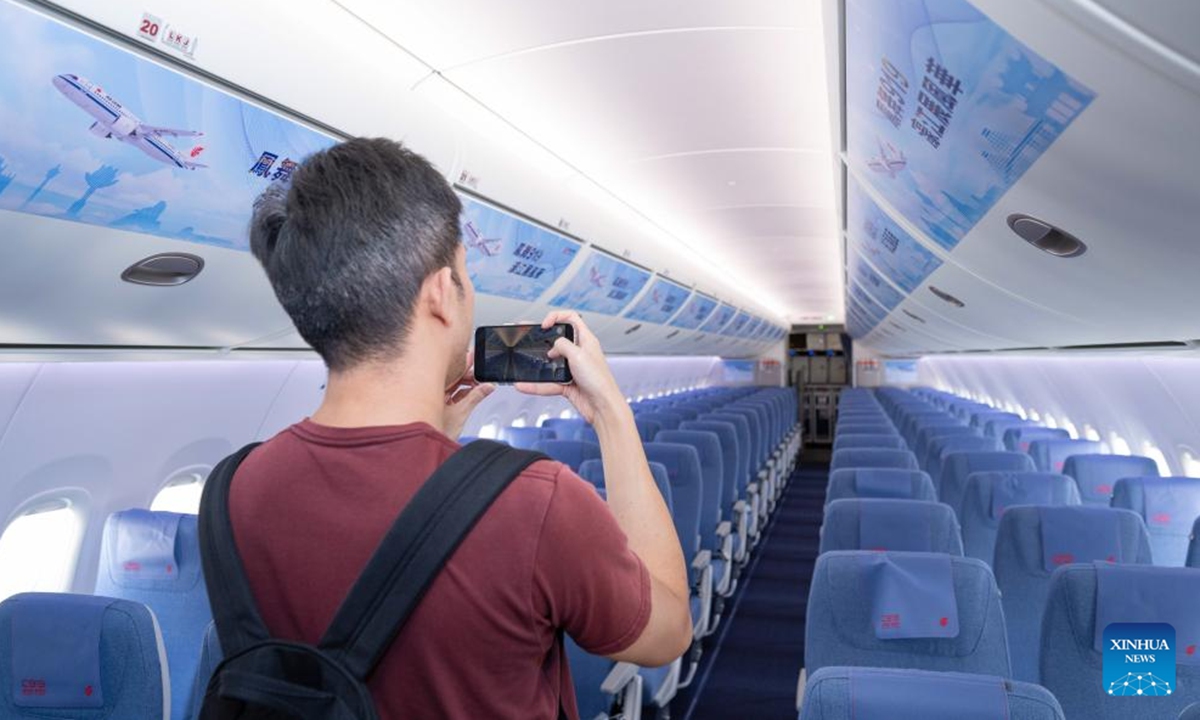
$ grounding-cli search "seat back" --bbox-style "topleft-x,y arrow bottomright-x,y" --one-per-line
1041,563 -> 1200,718
633,419 -> 662,443
0,593 -> 168,720
830,448 -> 919,472
994,506 -> 1152,683
805,551 -> 1010,678
983,417 -> 1033,442
1112,477 -> 1200,566
189,622 -> 221,720
1003,426 -> 1069,453
832,434 -> 907,451
643,443 -> 704,582
636,411 -> 684,432
836,423 -> 897,438
938,451 -> 1036,517
1061,453 -> 1160,506
93,509 -> 209,720
819,499 -> 963,556
533,439 -> 601,472
541,417 -> 587,440
680,420 -> 741,503
958,472 -> 1080,564
703,413 -> 752,488
1027,439 -> 1105,473
500,425 -> 556,449
915,425 -> 978,470
655,430 -> 724,544
578,459 -> 673,513
1189,516 -> 1200,568
825,468 -> 937,505
926,435 -> 1003,488
799,667 -> 1065,720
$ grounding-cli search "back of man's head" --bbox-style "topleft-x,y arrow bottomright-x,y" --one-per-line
249,137 -> 463,371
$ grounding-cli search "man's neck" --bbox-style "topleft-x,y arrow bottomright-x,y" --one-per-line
310,354 -> 447,432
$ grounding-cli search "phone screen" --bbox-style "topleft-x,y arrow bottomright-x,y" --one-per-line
474,324 -> 574,384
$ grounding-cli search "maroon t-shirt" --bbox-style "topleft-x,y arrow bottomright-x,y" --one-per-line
229,419 -> 650,719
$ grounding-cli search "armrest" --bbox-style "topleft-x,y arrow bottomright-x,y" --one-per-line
757,468 -> 770,481
747,482 -> 759,495
601,661 -> 641,695
715,521 -> 732,538
691,549 -> 712,572
733,500 -> 748,513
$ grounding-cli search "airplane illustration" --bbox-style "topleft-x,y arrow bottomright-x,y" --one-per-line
867,137 -> 906,178
462,220 -> 503,256
588,266 -> 606,288
53,74 -> 207,170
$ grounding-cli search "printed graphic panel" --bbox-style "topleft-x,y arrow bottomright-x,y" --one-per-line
460,196 -> 581,301
549,251 -> 651,316
698,303 -> 736,334
0,0 -> 336,250
845,0 -> 1095,249
723,310 -> 752,337
669,293 -> 719,330
846,176 -> 943,292
848,251 -> 906,311
623,276 -> 692,324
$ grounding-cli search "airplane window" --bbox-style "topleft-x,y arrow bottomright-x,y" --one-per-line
1060,419 -> 1078,439
1027,409 -> 1041,421
150,471 -> 206,514
558,410 -> 574,419
1043,415 -> 1058,429
479,422 -> 499,439
1180,451 -> 1200,478
1014,405 -> 1028,419
510,416 -> 527,428
1082,424 -> 1102,441
1141,443 -> 1172,476
635,395 -> 646,402
536,413 -> 551,427
1109,432 -> 1131,455
0,499 -> 83,602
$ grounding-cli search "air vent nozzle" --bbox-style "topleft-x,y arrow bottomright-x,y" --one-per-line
928,285 -> 965,308
121,253 -> 204,286
1007,214 -> 1087,258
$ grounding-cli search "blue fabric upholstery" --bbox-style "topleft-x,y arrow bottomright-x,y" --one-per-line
1183,703 -> 1200,720
0,593 -> 167,720
926,436 -> 1004,489
94,510 -> 208,720
835,424 -> 897,438
915,425 -> 979,470
669,406 -> 699,421
1060,453 -> 1159,506
1112,477 -> 1200,566
500,426 -> 556,449
541,417 -> 586,440
970,411 -> 1021,431
679,421 -> 741,512
633,419 -> 662,443
188,622 -> 220,720
702,413 -> 753,493
532,439 -> 601,472
565,637 -> 617,720
1027,439 -> 1105,473
1003,427 -> 1069,453
1041,563 -> 1200,718
819,499 -> 962,556
983,417 -> 1033,442
994,506 -> 1151,683
655,430 -> 724,549
938,452 -> 1036,518
825,469 -> 937,505
804,551 -> 1010,678
643,442 -> 704,582
958,472 -> 1080,564
830,448 -> 918,472
578,459 -> 673,513
636,411 -> 684,432
800,667 -> 1065,720
832,434 -> 907,451
1189,517 -> 1200,568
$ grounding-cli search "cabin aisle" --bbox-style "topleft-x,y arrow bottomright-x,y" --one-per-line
680,457 -> 828,720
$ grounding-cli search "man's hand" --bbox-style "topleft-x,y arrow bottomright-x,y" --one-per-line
513,311 -> 626,425
442,349 -> 495,440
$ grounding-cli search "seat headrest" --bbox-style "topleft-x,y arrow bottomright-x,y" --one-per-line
106,509 -> 183,587
1040,506 -> 1124,572
841,667 -> 1011,719
1093,563 -> 1200,664
864,552 -> 959,640
9,594 -> 111,709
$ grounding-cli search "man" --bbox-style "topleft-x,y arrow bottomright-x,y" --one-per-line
234,137 -> 691,718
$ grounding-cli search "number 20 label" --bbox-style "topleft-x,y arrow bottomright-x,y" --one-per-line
138,13 -> 162,41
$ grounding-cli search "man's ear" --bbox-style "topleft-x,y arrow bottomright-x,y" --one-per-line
424,266 -> 456,328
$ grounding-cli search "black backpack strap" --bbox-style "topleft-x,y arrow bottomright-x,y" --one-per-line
319,439 -> 547,680
198,441 -> 270,657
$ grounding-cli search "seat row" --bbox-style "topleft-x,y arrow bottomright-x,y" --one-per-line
797,387 -> 1200,720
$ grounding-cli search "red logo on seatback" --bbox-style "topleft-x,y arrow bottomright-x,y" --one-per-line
1055,461 -> 1065,471
123,561 -> 141,572
166,563 -> 173,574
1187,645 -> 1196,657
1152,513 -> 1172,525
84,685 -> 93,697
1096,484 -> 1113,495
881,613 -> 901,630
20,679 -> 46,696
1106,555 -> 1116,563
939,617 -> 949,627
1052,552 -> 1075,566
869,547 -> 887,552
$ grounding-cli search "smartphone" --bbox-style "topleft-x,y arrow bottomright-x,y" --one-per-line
474,324 -> 575,384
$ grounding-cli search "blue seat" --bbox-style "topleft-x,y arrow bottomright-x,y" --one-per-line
578,459 -> 673,513
0,593 -> 167,720
1003,427 -> 1069,453
533,439 -> 601,472
541,417 -> 587,440
819,499 -> 963,556
914,425 -> 979,470
500,425 -> 556,449
836,424 -> 897,438
1183,704 -> 1200,720
1040,563 -> 1200,718
938,451 -> 1036,518
825,468 -> 937,505
680,420 -> 745,560
636,411 -> 685,432
983,417 -> 1033,442
669,406 -> 699,421
799,667 -> 1065,720
93,509 -> 209,720
958,472 -> 1080,564
633,419 -> 662,443
970,411 -> 1021,431
1027,439 -> 1104,473
655,429 -> 732,597
642,442 -> 705,600
926,436 -> 1003,489
993,506 -> 1152,682
832,434 -> 907,451
1061,453 -> 1159,506
1112,477 -> 1200,566
830,448 -> 918,472
564,637 -> 641,720
1189,517 -> 1200,568
804,551 -> 1010,678
703,413 -> 753,493
189,622 -> 221,719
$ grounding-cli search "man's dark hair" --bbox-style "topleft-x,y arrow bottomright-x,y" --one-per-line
249,138 -> 463,371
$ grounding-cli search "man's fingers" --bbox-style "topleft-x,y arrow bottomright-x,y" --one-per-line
458,383 -> 494,410
514,382 -> 565,397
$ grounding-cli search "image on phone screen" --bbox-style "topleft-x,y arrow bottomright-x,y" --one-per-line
474,324 -> 574,384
